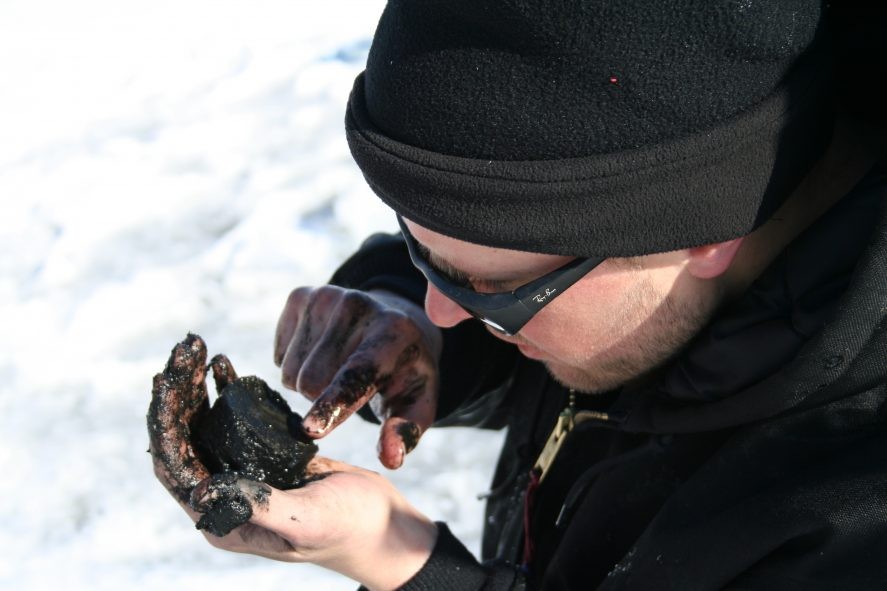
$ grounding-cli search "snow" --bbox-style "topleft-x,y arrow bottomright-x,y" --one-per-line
0,2 -> 504,589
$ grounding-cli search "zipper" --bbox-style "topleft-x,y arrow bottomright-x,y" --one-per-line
523,389 -> 620,568
532,390 -> 616,484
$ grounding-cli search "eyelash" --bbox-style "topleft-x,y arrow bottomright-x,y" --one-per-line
418,244 -> 513,292
447,272 -> 473,289
437,263 -> 511,292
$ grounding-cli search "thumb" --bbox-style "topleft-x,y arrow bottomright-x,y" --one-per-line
190,473 -> 273,537
189,458 -> 359,540
246,458 -> 367,540
375,380 -> 437,469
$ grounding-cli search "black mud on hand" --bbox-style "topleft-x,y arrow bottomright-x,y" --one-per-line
147,333 -> 211,504
397,421 -> 422,454
209,353 -> 238,394
190,473 -> 271,537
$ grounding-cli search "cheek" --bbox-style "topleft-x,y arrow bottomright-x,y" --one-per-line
518,272 -> 649,355
517,290 -> 594,355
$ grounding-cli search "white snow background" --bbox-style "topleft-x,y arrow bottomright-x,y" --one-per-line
0,1 -> 504,589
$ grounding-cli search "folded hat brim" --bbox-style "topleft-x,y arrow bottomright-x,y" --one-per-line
346,49 -> 835,257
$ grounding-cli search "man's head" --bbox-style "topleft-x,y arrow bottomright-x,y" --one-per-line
344,0 -> 845,390
399,113 -> 873,393
403,216 -> 745,393
348,0 -> 835,259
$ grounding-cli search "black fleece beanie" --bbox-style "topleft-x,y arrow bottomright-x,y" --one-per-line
346,0 -> 836,257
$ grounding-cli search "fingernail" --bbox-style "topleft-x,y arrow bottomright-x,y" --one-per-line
388,445 -> 405,469
303,405 -> 344,437
302,413 -> 329,436
302,418 -> 322,436
378,439 -> 405,469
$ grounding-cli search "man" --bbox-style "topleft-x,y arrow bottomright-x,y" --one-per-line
149,1 -> 887,589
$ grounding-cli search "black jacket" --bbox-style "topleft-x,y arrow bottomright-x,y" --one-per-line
335,166 -> 887,590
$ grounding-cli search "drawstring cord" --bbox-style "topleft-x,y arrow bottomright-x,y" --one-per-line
521,390 -> 628,569
522,469 -> 541,567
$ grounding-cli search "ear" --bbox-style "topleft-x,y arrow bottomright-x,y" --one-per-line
685,237 -> 745,279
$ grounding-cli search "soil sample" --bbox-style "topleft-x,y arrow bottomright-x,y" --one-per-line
195,374 -> 318,490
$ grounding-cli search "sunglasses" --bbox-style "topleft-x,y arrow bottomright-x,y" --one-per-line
397,215 -> 605,335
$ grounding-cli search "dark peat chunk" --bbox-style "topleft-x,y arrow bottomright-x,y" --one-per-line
195,375 -> 318,489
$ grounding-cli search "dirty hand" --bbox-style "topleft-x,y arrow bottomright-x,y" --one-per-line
191,459 -> 437,591
274,286 -> 442,469
148,335 -> 437,591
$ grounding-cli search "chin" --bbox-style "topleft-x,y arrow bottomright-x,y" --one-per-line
544,351 -> 651,394
544,361 -> 612,394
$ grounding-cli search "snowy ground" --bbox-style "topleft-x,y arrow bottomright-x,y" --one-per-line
0,2 -> 504,589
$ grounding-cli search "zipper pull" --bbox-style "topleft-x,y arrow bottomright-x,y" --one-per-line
532,391 -> 576,483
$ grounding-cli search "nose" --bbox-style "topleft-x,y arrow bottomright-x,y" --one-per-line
424,283 -> 473,328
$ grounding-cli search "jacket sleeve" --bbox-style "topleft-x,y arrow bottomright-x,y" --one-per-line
394,523 -> 527,591
329,232 -> 520,427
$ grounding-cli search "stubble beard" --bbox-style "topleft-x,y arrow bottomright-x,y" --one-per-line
543,277 -> 718,394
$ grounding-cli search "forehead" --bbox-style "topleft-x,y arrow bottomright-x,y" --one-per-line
403,217 -> 571,279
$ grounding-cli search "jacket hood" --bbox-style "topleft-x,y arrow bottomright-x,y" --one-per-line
620,165 -> 887,434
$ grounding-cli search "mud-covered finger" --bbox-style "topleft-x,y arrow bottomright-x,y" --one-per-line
190,473 -> 272,537
303,455 -> 359,476
301,320 -> 426,437
376,376 -> 437,469
279,288 -> 343,393
371,357 -> 437,425
189,471 -> 334,544
366,337 -> 437,468
148,333 -> 209,443
274,287 -> 312,367
293,294 -> 378,398
235,469 -> 359,549
209,353 -> 238,393
147,333 -> 211,503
